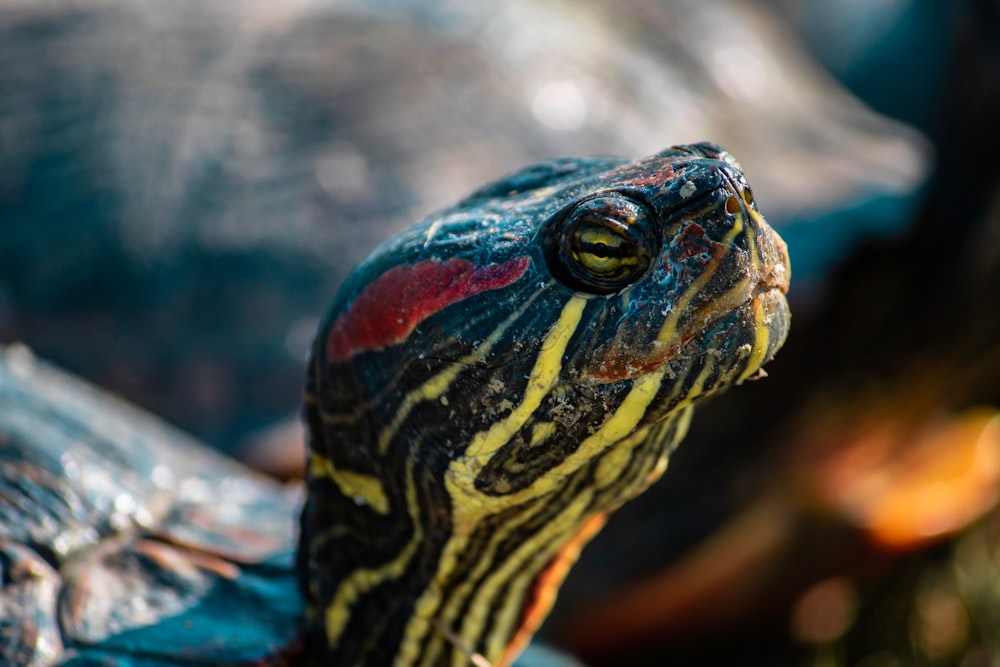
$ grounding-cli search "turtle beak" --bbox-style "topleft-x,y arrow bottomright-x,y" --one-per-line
747,213 -> 792,373
758,218 -> 791,295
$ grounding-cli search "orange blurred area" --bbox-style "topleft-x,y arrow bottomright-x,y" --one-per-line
804,407 -> 1000,549
559,404 -> 1000,662
559,494 -> 798,657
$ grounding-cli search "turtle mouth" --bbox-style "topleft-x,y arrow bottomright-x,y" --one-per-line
682,261 -> 791,372
688,232 -> 792,378
756,223 -> 792,295
748,223 -> 792,369
746,272 -> 792,368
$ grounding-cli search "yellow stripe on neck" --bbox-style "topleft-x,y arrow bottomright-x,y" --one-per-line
324,457 -> 423,647
465,295 -> 588,460
462,489 -> 596,665
428,369 -> 669,665
310,452 -> 389,515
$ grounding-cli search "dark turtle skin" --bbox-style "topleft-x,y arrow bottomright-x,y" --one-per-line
0,143 -> 790,666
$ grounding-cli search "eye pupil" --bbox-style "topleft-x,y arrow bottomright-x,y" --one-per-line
545,194 -> 658,294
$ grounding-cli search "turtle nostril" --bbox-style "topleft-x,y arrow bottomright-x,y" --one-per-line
725,196 -> 740,215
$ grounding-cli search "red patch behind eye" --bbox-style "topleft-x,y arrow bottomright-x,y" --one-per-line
326,256 -> 531,362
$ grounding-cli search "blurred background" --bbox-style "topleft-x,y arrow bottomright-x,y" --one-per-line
1,0 -> 998,664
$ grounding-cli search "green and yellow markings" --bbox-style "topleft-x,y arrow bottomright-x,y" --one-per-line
464,295 -> 588,461
670,350 -> 721,418
403,294 -> 592,665
323,457 -> 423,648
310,452 -> 389,514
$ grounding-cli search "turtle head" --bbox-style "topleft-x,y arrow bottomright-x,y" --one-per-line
301,143 -> 790,666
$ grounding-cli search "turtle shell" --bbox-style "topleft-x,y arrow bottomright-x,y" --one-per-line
0,344 -> 304,665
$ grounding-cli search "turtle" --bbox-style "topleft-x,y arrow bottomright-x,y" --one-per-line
0,142 -> 790,666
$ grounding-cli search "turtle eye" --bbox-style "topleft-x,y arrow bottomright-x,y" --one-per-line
546,194 -> 658,294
